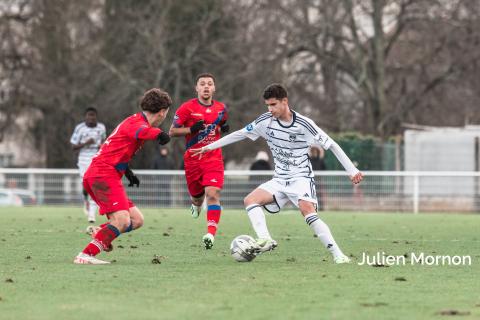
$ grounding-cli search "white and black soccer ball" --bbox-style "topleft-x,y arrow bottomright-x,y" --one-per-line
230,235 -> 257,262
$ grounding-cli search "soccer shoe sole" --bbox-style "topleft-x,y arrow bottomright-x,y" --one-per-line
334,256 -> 351,264
203,237 -> 214,250
73,255 -> 110,265
73,258 -> 110,265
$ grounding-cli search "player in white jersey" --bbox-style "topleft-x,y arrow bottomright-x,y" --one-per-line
192,84 -> 363,264
70,107 -> 106,223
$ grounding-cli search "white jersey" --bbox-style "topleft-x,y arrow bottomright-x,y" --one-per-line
70,122 -> 106,168
204,109 -> 359,180
241,111 -> 332,180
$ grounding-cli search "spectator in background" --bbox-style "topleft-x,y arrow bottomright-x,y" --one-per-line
310,146 -> 326,210
310,146 -> 326,171
249,151 -> 272,190
250,151 -> 272,171
152,147 -> 175,170
70,107 -> 106,223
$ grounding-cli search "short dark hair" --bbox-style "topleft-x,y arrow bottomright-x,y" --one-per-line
263,84 -> 288,100
195,73 -> 215,84
85,107 -> 97,115
140,88 -> 172,113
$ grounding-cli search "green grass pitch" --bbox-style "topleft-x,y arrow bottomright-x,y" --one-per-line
0,207 -> 479,320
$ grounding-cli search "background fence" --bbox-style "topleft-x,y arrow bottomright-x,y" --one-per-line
0,168 -> 479,213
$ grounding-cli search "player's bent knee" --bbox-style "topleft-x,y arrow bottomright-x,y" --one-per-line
118,219 -> 132,232
244,195 -> 255,207
132,216 -> 144,229
205,188 -> 220,202
128,207 -> 144,230
109,211 -> 132,232
206,194 -> 220,203
299,201 -> 317,216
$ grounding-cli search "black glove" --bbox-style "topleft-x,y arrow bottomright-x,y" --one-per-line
157,131 -> 170,145
190,120 -> 204,134
220,123 -> 229,133
125,167 -> 140,187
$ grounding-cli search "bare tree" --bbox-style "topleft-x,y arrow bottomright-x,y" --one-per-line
252,0 -> 480,138
0,0 -> 34,143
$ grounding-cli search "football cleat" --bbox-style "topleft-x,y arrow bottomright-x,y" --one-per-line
73,252 -> 110,265
253,238 -> 278,253
334,255 -> 351,264
202,233 -> 214,249
190,204 -> 201,219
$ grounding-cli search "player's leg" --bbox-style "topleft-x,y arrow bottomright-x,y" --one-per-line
202,186 -> 221,249
292,178 -> 350,263
79,165 -> 91,219
298,200 -> 349,263
74,176 -> 130,264
185,162 -> 204,218
201,166 -> 224,249
75,209 -> 130,264
86,201 -> 140,238
82,188 -> 90,216
244,184 -> 278,252
87,198 -> 98,223
127,206 -> 144,230
190,192 -> 204,219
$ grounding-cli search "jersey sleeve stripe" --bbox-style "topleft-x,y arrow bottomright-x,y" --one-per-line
296,116 -> 318,133
267,126 -> 305,135
254,113 -> 272,124
134,127 -> 144,140
295,121 -> 316,136
254,117 -> 272,126
295,118 -> 318,136
298,122 -> 318,136
267,135 -> 308,144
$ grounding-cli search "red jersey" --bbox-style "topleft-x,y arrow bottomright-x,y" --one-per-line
90,112 -> 162,173
173,98 -> 228,163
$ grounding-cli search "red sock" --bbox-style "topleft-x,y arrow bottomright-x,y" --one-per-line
82,224 -> 120,256
207,204 -> 221,235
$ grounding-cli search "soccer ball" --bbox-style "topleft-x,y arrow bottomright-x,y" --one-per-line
230,235 -> 257,262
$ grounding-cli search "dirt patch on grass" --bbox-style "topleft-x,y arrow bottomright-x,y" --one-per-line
437,310 -> 470,316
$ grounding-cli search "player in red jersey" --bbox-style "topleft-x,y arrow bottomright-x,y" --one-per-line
74,88 -> 172,264
169,73 -> 229,249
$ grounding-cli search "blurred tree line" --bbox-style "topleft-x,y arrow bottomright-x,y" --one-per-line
1,0 -> 480,168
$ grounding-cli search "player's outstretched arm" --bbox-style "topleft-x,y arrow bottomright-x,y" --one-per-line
190,129 -> 248,158
328,141 -> 364,185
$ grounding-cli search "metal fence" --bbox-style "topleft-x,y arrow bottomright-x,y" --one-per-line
0,168 -> 479,213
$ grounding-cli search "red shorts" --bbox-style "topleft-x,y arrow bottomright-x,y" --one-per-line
83,166 -> 135,215
184,159 -> 224,197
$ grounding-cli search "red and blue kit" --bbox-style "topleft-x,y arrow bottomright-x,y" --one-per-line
83,112 -> 163,215
173,98 -> 228,196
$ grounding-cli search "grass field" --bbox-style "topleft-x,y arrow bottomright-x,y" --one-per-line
0,207 -> 479,320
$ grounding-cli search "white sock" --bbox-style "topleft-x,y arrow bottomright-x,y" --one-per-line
305,213 -> 344,258
246,204 -> 271,240
88,199 -> 97,221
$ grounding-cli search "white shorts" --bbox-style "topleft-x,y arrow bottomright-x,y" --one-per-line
78,163 -> 90,178
259,178 -> 317,213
